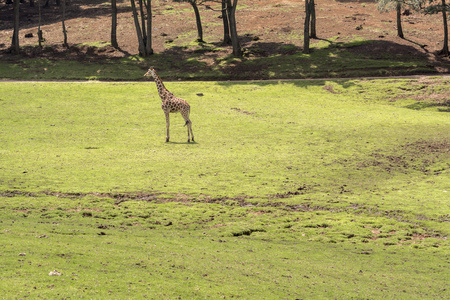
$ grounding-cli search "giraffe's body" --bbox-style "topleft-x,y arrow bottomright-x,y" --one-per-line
145,67 -> 194,143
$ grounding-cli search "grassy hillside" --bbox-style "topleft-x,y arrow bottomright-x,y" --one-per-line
0,78 -> 449,298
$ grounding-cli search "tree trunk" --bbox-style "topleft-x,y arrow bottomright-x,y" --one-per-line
396,2 -> 404,39
144,0 -> 153,55
11,0 -> 20,54
303,0 -> 311,54
62,0 -> 68,48
226,0 -> 242,56
310,0 -> 316,39
190,1 -> 204,42
139,0 -> 147,41
38,0 -> 43,47
111,0 -> 118,48
221,0 -> 231,44
130,0 -> 152,56
130,0 -> 145,55
441,0 -> 449,56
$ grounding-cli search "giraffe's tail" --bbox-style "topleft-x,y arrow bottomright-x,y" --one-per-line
184,119 -> 191,126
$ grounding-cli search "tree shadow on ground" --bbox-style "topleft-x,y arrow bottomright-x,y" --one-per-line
0,43 -> 131,60
0,0 -> 133,31
218,38 -> 445,80
0,32 -> 448,82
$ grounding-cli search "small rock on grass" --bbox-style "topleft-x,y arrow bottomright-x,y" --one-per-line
49,270 -> 62,276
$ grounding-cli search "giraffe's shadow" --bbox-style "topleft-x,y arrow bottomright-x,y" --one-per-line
167,141 -> 198,145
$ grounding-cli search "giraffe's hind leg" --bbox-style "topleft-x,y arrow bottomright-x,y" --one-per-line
186,123 -> 190,143
189,121 -> 194,142
182,113 -> 193,143
185,120 -> 192,143
165,112 -> 170,142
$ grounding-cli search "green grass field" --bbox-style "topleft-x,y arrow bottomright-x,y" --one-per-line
1,78 -> 449,298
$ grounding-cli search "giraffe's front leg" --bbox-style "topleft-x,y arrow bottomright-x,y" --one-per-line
165,112 -> 170,142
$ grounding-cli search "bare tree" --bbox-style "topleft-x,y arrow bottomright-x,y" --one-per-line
396,2 -> 404,38
378,0 -> 405,38
111,0 -> 119,48
61,0 -> 68,48
143,0 -> 153,55
441,0 -> 449,55
410,0 -> 449,55
173,0 -> 206,42
310,0 -> 317,39
221,0 -> 231,44
303,0 -> 311,54
38,0 -> 44,47
190,0 -> 204,42
203,1 -> 231,44
225,0 -> 242,56
130,0 -> 153,56
11,0 -> 20,54
423,0 -> 448,55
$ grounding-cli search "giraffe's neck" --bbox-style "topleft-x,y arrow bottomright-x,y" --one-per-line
152,73 -> 172,100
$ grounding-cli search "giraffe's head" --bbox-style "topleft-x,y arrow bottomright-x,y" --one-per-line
144,66 -> 157,78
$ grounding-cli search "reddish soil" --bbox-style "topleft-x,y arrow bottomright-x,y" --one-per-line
0,0 -> 449,74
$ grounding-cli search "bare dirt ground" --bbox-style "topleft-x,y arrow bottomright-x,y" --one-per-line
0,0 -> 449,75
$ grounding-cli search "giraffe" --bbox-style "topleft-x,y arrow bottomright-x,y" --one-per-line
144,66 -> 194,143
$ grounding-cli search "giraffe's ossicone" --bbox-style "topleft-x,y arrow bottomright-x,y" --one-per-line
144,67 -> 194,143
